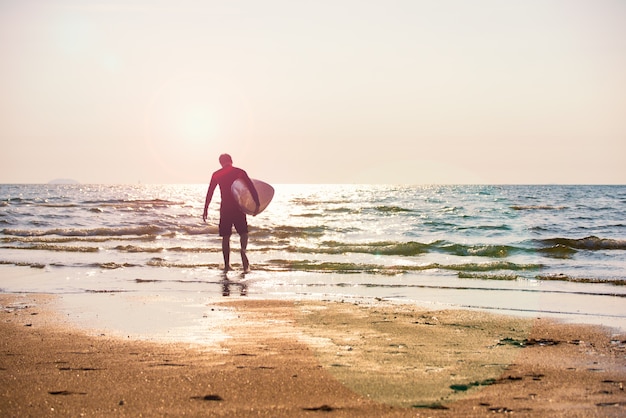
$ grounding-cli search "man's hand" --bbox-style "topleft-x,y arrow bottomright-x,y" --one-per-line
253,203 -> 260,216
202,211 -> 208,222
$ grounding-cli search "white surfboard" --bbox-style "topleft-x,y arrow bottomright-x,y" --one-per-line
231,179 -> 274,216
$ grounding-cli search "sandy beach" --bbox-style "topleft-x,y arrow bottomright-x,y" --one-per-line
0,294 -> 626,417
1,293 -> 625,417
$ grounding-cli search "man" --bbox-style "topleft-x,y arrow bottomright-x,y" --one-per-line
203,154 -> 260,272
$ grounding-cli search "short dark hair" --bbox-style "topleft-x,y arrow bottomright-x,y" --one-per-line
219,153 -> 232,165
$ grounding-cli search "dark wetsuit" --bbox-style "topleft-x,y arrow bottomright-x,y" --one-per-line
206,166 -> 259,237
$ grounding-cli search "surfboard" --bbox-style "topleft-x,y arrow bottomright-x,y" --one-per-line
231,178 -> 274,216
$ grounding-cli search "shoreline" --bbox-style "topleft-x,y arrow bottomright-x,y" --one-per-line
2,265 -> 625,335
1,293 -> 625,417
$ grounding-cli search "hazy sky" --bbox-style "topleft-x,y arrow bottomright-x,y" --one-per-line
1,0 -> 625,184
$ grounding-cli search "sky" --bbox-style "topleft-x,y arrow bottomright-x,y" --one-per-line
1,0 -> 625,184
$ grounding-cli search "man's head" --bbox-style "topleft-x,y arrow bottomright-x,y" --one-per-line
219,153 -> 233,167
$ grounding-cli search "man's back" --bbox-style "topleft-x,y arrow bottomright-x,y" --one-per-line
211,166 -> 250,211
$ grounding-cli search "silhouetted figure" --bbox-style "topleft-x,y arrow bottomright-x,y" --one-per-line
203,154 -> 259,272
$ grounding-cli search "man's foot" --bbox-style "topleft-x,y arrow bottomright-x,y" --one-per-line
223,265 -> 234,272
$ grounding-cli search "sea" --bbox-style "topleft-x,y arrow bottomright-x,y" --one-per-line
1,184 -> 625,335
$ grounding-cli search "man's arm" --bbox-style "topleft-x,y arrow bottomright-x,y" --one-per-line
242,173 -> 260,215
202,179 -> 218,222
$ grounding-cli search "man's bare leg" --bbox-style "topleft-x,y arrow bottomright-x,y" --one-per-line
222,235 -> 233,271
240,233 -> 250,272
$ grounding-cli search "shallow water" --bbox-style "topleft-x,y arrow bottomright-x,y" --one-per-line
1,184 -> 625,333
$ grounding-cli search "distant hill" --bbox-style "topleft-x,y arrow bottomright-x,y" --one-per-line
48,178 -> 80,184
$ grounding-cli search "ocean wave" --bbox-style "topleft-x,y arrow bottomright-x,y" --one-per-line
283,240 -> 527,258
115,245 -> 163,253
607,223 -> 626,229
0,238 -> 527,258
437,243 -> 518,258
5,255 -> 622,287
179,225 -> 217,235
2,244 -> 99,252
456,224 -> 511,232
166,246 -> 220,253
39,257 -> 533,275
146,257 -> 217,268
114,245 -> 220,253
373,205 -> 414,213
443,261 -> 541,272
288,241 -> 430,256
422,220 -> 458,230
291,197 -> 353,206
510,205 -> 567,210
89,262 -> 140,269
257,225 -> 329,240
458,272 -> 519,280
267,260 -> 404,275
82,198 -> 184,208
39,203 -> 79,208
0,260 -> 46,268
293,213 -> 325,218
536,245 -> 577,259
537,236 -> 626,251
1,197 -> 27,205
325,207 -> 359,214
290,197 -> 318,206
537,274 -> 626,286
1,236 -> 147,244
4,232 -> 621,259
2,185 -> 625,289
3,225 -> 169,238
267,259 -> 542,274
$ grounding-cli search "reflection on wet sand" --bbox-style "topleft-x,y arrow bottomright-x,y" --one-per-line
220,273 -> 249,297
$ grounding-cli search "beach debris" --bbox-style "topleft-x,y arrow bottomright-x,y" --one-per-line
302,404 -> 334,411
48,390 -> 87,396
497,337 -> 561,347
413,403 -> 449,410
450,379 -> 496,392
152,362 -> 187,367
596,401 -> 626,408
191,394 -> 223,401
488,406 -> 515,413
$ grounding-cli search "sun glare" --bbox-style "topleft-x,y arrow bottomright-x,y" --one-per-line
141,73 -> 227,175
138,69 -> 260,181
178,106 -> 218,145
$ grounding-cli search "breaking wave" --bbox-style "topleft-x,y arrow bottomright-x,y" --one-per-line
535,236 -> 626,251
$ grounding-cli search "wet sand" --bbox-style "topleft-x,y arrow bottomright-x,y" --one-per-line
1,294 -> 625,417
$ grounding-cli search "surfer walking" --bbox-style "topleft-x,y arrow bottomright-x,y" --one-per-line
203,154 -> 260,272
